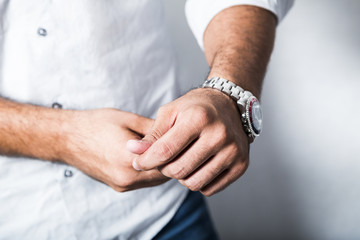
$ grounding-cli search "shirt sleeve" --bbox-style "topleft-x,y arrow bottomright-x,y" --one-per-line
185,0 -> 294,50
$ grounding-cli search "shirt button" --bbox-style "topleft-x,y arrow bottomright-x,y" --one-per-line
37,28 -> 47,37
52,102 -> 63,109
64,169 -> 73,178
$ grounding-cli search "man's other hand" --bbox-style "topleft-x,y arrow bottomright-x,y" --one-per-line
129,88 -> 249,196
64,109 -> 169,192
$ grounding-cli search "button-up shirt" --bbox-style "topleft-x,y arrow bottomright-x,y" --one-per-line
0,0 -> 292,239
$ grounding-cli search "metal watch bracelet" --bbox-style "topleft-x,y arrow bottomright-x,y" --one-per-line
201,77 -> 263,141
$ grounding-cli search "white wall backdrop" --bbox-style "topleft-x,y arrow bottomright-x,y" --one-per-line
162,0 -> 360,239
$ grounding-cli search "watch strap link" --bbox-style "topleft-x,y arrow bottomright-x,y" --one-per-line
202,77 -> 253,108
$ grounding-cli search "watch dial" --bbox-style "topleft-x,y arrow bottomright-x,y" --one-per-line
250,98 -> 262,135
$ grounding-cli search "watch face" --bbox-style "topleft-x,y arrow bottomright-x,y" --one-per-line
247,97 -> 263,135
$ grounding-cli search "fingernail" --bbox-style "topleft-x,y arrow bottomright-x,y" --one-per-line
132,160 -> 142,171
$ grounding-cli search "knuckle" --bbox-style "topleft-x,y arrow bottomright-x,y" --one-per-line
157,105 -> 173,120
219,143 -> 246,170
207,123 -> 228,148
189,184 -> 201,192
201,183 -> 226,196
223,159 -> 234,171
188,106 -> 211,126
230,159 -> 249,180
149,128 -> 162,141
112,186 -> 127,193
158,105 -> 168,115
167,165 -> 188,179
228,142 -> 241,155
231,168 -> 242,181
216,124 -> 229,144
234,149 -> 249,167
183,178 -> 202,192
110,185 -> 122,192
217,122 -> 227,134
210,166 -> 221,177
113,175 -> 134,190
156,141 -> 175,162
109,180 -> 131,192
238,159 -> 249,175
201,190 -> 214,197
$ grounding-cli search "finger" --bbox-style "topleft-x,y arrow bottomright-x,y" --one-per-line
134,169 -> 170,188
131,107 -> 177,170
126,113 -> 155,137
133,118 -> 200,171
140,107 -> 177,145
200,160 -> 249,197
110,169 -> 170,192
126,140 -> 152,155
159,136 -> 218,179
178,154 -> 230,192
125,114 -> 156,155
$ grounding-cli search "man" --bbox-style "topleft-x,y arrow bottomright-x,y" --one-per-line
0,0 -> 293,239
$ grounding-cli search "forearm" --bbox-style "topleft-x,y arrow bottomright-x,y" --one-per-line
0,97 -> 168,191
204,5 -> 277,98
0,97 -> 72,161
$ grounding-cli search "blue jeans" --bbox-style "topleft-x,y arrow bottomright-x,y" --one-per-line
153,191 -> 219,240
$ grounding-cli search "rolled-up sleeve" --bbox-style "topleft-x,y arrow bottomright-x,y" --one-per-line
185,0 -> 294,49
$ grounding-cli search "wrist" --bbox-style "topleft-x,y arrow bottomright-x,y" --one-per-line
26,107 -> 78,163
201,77 -> 263,141
189,87 -> 239,110
208,68 -> 261,99
53,109 -> 79,163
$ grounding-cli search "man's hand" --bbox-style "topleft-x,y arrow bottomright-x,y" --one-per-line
128,5 -> 276,196
130,88 -> 249,196
0,98 -> 168,192
63,109 -> 169,192
129,5 -> 276,196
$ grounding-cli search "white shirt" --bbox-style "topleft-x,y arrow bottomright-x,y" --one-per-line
0,0 -> 292,239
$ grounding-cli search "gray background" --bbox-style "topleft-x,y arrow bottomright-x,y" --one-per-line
162,0 -> 360,239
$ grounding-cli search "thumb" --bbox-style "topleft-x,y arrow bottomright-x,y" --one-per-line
131,107 -> 176,170
127,107 -> 175,155
127,114 -> 154,137
126,139 -> 152,155
139,107 -> 176,146
126,113 -> 156,155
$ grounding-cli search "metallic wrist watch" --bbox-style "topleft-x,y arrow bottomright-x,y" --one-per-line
202,77 -> 263,141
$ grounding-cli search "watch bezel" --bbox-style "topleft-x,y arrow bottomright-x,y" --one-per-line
245,96 -> 262,137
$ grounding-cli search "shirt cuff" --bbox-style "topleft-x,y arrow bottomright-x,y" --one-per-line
185,0 -> 294,50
